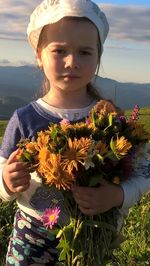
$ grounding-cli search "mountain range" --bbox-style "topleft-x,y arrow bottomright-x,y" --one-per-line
0,65 -> 150,119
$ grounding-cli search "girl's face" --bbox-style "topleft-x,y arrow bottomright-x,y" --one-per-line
37,18 -> 99,94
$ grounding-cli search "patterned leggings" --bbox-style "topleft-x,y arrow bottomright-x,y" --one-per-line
6,210 -> 59,266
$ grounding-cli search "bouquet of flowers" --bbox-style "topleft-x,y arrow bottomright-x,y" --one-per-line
17,101 -> 150,265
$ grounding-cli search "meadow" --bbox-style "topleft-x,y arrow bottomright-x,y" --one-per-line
0,107 -> 150,265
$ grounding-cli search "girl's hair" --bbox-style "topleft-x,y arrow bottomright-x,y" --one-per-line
37,17 -> 102,100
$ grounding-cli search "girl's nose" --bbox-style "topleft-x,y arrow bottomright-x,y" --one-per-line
64,54 -> 80,69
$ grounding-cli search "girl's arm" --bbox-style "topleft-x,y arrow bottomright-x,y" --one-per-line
0,111 -> 31,201
121,153 -> 150,210
0,156 -> 17,201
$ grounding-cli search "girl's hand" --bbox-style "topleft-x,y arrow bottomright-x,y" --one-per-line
2,149 -> 31,194
71,180 -> 124,215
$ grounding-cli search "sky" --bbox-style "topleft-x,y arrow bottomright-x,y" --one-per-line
0,0 -> 150,83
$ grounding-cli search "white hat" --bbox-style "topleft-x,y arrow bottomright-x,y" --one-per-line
27,0 -> 109,52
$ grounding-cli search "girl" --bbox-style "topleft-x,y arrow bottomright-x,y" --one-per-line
0,0 -> 150,265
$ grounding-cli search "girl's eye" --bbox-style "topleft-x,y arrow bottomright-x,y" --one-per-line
80,51 -> 91,55
53,49 -> 66,54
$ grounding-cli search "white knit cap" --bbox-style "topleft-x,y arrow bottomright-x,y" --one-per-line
27,0 -> 109,52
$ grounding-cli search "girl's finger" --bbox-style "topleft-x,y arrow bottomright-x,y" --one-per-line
9,174 -> 31,188
9,171 -> 31,181
7,162 -> 29,173
6,149 -> 21,165
14,183 -> 31,193
12,179 -> 31,188
72,186 -> 93,200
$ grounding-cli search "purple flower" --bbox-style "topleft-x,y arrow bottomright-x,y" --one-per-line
130,104 -> 140,121
41,207 -> 60,229
118,115 -> 127,124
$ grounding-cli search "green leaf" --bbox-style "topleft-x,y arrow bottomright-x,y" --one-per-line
110,137 -> 120,160
20,150 -> 34,163
108,113 -> 113,126
96,153 -> 104,163
91,110 -> 96,127
104,113 -> 113,131
57,239 -> 70,261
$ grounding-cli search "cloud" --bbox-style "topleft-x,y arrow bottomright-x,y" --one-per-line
0,59 -> 12,65
0,1 -> 150,45
0,58 -> 34,67
0,1 -> 41,41
101,4 -> 150,44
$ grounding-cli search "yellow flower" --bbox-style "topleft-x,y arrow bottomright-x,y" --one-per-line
38,147 -> 51,164
62,137 -> 93,174
36,131 -> 50,150
60,119 -> 73,132
74,121 -> 92,131
112,136 -> 132,159
38,153 -> 75,190
112,176 -> 120,184
25,142 -> 37,154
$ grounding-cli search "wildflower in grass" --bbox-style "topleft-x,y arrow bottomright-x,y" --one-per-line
41,207 -> 60,229
131,124 -> 150,141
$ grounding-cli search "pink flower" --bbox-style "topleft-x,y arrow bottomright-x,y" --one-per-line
41,207 -> 60,229
85,116 -> 92,125
60,119 -> 70,126
130,104 -> 140,121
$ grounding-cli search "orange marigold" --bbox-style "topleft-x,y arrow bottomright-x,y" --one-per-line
36,131 -> 50,150
38,153 -> 75,190
62,137 -> 93,174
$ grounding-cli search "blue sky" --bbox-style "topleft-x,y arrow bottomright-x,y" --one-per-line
0,1 -> 150,83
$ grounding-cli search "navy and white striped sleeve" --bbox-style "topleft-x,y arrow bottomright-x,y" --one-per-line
0,111 -> 23,159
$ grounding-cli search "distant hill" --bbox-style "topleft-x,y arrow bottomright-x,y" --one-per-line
0,65 -> 42,102
0,65 -> 150,118
0,96 -> 27,119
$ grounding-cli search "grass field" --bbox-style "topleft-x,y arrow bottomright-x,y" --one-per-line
0,120 -> 8,144
0,107 -> 150,265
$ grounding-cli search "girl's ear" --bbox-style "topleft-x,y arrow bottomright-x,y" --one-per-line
36,50 -> 43,68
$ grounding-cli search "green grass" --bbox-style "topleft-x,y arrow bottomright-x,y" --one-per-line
0,107 -> 150,265
0,120 -> 8,143
113,194 -> 150,265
